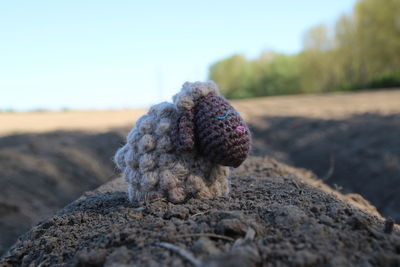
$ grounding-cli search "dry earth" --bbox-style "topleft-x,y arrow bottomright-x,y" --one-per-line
0,130 -> 126,254
0,109 -> 145,137
1,157 -> 399,266
234,90 -> 400,222
1,90 -> 399,136
0,89 -> 399,259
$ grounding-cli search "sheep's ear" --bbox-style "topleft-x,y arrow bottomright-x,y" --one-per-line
175,108 -> 195,152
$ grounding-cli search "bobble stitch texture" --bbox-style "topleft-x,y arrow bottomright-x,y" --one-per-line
114,81 -> 251,203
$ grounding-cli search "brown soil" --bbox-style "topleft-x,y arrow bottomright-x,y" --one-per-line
1,89 -> 400,262
233,90 -> 400,222
0,109 -> 145,136
1,157 -> 399,266
1,90 -> 399,137
0,130 -> 126,254
249,113 -> 400,223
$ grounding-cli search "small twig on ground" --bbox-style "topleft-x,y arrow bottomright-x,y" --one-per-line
291,179 -> 300,190
177,233 -> 235,242
154,242 -> 202,267
322,155 -> 335,181
190,211 -> 210,218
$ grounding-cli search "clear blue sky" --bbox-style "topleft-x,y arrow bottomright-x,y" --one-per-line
0,0 -> 357,110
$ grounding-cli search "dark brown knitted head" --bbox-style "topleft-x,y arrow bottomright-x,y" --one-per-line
175,92 -> 251,168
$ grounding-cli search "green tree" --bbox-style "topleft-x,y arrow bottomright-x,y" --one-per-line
303,24 -> 332,52
208,0 -> 400,98
208,54 -> 255,98
354,0 -> 400,81
298,24 -> 338,93
253,52 -> 301,96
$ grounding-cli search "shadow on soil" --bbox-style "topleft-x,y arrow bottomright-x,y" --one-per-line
249,112 -> 400,222
0,129 -> 127,254
2,112 -> 400,255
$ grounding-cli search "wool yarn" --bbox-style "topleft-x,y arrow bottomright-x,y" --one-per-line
192,91 -> 250,167
114,81 -> 251,203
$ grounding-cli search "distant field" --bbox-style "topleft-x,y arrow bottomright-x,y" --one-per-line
1,89 -> 399,136
0,109 -> 146,136
234,89 -> 400,120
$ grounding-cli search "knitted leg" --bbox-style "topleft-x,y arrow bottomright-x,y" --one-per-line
208,166 -> 230,197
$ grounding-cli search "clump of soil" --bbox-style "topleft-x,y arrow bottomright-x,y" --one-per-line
0,130 -> 126,254
2,157 -> 399,266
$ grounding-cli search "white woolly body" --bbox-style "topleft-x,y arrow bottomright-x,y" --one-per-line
114,82 -> 230,203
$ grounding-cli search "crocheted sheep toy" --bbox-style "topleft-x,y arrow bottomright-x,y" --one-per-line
114,81 -> 251,204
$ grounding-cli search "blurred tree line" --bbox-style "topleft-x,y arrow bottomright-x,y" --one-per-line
209,0 -> 400,98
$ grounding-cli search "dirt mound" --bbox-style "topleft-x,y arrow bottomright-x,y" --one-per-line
0,130 -> 126,254
250,112 -> 400,222
1,90 -> 400,261
2,157 -> 399,266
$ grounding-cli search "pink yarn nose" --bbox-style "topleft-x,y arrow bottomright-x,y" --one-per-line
236,125 -> 246,134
